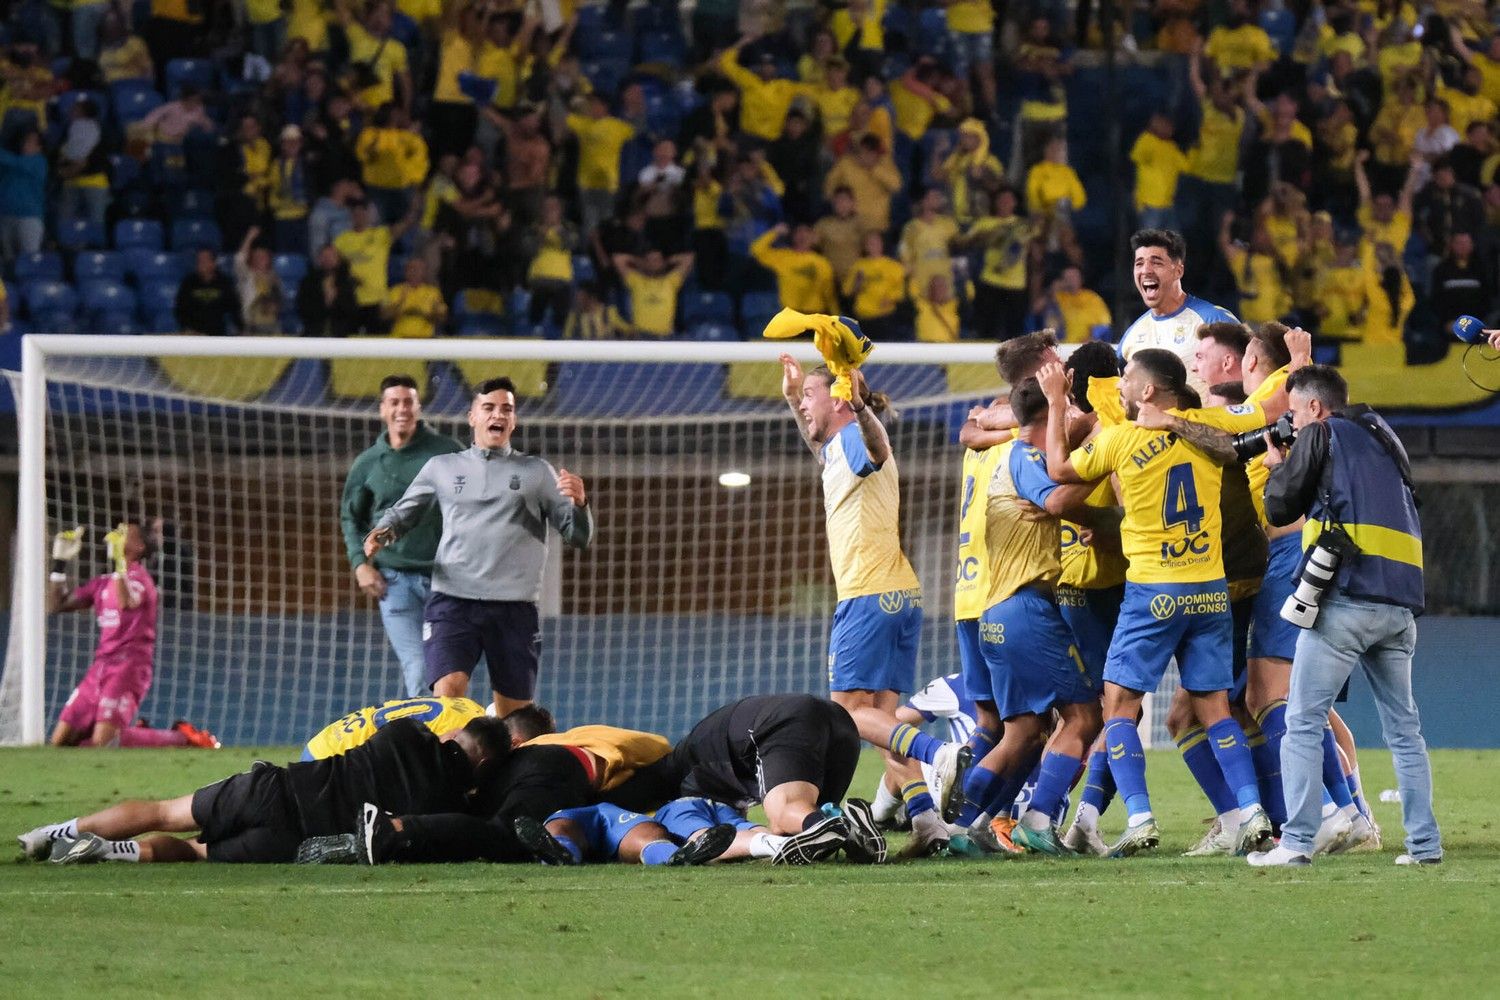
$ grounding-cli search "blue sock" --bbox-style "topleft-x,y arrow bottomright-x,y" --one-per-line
1080,747 -> 1115,813
1322,728 -> 1354,808
955,764 -> 1002,827
1176,726 -> 1237,815
640,840 -> 678,866
554,835 -> 584,864
889,723 -> 942,765
1206,718 -> 1261,811
967,726 -> 998,761
1322,786 -> 1335,809
1026,751 -> 1082,823
986,745 -> 1043,819
900,779 -> 935,819
1246,724 -> 1287,827
1346,771 -> 1369,819
1104,717 -> 1152,820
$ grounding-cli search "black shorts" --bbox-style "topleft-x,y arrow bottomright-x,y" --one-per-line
680,695 -> 862,808
423,593 -> 540,699
190,765 -> 302,863
753,699 -> 861,805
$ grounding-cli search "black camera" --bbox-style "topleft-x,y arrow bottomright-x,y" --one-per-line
1231,411 -> 1296,462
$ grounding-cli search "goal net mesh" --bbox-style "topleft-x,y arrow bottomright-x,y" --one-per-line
2,346 -> 1191,747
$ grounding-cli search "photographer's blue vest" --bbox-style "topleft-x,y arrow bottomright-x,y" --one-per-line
1302,412 -> 1425,613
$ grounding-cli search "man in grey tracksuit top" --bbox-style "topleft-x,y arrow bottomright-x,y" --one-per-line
365,377 -> 593,715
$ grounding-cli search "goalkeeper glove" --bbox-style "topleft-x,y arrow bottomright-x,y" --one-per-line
104,523 -> 129,577
50,526 -> 85,583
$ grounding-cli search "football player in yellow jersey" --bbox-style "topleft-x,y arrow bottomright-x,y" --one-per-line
301,696 -> 487,760
1038,349 -> 1276,858
779,355 -> 971,826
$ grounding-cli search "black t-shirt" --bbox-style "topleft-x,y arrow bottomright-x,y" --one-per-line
470,745 -> 594,825
283,718 -> 475,836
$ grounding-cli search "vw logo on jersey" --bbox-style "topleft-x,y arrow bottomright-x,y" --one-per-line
878,591 -> 906,614
1149,594 -> 1177,620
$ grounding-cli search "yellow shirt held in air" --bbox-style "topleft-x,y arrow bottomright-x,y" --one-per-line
333,226 -> 393,306
386,283 -> 446,338
752,231 -> 839,315
623,268 -> 685,336
302,697 -> 486,760
954,444 -> 1004,620
1069,402 -> 1268,584
820,421 -> 922,602
526,725 -> 672,790
1131,132 -> 1189,210
567,113 -> 635,192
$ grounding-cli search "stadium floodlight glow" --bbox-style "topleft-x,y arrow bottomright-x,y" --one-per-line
718,471 -> 752,488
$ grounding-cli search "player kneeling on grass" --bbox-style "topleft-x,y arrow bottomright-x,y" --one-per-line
513,798 -> 757,868
18,716 -> 509,864
46,522 -> 217,749
605,694 -> 887,866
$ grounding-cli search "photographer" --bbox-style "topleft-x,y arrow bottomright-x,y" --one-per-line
1248,365 -> 1442,867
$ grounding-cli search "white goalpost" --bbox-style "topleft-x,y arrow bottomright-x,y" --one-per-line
2,335 -> 1178,748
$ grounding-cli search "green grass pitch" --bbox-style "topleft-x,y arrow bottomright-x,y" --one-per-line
4,746 -> 1498,998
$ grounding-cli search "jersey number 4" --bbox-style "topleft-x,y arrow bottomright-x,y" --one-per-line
1161,463 -> 1204,535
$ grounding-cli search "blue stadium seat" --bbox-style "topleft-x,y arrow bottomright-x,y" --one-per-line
916,7 -> 949,57
23,282 -> 79,320
92,311 -> 139,336
637,31 -> 685,67
14,251 -> 63,284
108,153 -> 142,191
552,362 -> 726,415
513,319 -> 562,339
168,187 -> 216,219
139,280 -> 180,318
581,58 -> 631,98
682,291 -> 734,326
272,253 -> 308,289
508,287 -> 533,326
581,29 -> 634,62
1260,9 -> 1297,56
170,217 -> 221,251
687,322 -> 740,342
150,310 -> 179,333
164,58 -> 215,98
80,280 -> 138,320
58,218 -> 107,251
125,249 -> 188,285
572,254 -> 597,285
386,253 -> 407,286
643,91 -> 682,138
619,137 -> 653,186
457,315 -> 506,336
73,251 -> 127,282
32,310 -> 79,334
109,82 -> 163,126
740,290 -> 781,321
114,218 -> 164,251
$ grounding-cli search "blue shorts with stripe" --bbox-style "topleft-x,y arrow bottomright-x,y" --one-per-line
546,803 -> 654,861
652,798 -> 758,840
1056,583 -> 1123,685
977,586 -> 1095,719
1105,580 -> 1233,694
1249,532 -> 1303,662
828,589 -> 922,693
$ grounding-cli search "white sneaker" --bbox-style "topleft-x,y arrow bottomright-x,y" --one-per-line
1247,844 -> 1312,867
1394,853 -> 1442,866
1332,813 -> 1380,855
896,810 -> 950,860
1183,818 -> 1237,857
1313,812 -> 1354,855
928,743 -> 973,823
17,825 -> 64,861
1062,822 -> 1110,858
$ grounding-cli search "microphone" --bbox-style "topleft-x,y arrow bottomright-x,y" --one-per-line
1453,315 -> 1492,345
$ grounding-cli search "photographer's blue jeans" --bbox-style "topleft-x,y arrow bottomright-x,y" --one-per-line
380,569 -> 431,698
1281,594 -> 1441,859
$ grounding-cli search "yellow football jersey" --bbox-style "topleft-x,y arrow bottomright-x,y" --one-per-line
526,725 -> 672,790
1244,365 -> 1290,527
983,439 -> 1064,607
1070,403 -> 1267,584
302,696 -> 486,760
1060,477 -> 1129,589
820,421 -> 922,602
954,444 -> 1005,621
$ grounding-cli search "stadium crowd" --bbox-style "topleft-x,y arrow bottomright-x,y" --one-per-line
0,0 -> 1498,348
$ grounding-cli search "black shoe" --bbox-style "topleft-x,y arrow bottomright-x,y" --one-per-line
513,815 -> 580,866
840,798 -> 888,864
358,802 -> 400,864
770,815 -> 849,865
666,823 -> 737,866
296,834 -> 361,865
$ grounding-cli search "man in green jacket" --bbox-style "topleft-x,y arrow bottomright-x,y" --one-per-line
341,374 -> 463,696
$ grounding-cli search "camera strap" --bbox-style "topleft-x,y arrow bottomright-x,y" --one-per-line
1353,412 -> 1421,509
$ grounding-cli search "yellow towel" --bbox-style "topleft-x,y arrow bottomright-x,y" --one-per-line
761,307 -> 874,401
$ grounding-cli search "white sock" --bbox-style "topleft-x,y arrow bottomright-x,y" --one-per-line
1338,803 -> 1360,822
1219,810 -> 1240,830
1073,802 -> 1100,831
1321,800 -> 1338,819
104,840 -> 141,863
871,780 -> 901,823
1020,809 -> 1050,832
52,819 -> 80,841
748,832 -> 787,859
1126,810 -> 1153,827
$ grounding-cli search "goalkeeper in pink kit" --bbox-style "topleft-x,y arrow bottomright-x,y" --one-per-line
47,522 -> 216,749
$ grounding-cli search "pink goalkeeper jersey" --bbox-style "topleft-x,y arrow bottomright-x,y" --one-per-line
74,564 -> 158,663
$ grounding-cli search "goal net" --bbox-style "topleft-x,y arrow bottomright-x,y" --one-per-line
1,336 -> 1179,748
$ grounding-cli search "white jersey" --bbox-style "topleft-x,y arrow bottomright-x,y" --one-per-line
1119,294 -> 1238,394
